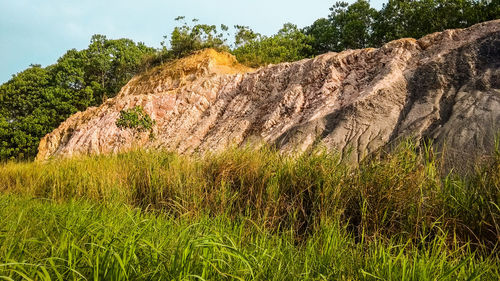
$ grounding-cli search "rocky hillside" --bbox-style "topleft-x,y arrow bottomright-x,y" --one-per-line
37,20 -> 500,170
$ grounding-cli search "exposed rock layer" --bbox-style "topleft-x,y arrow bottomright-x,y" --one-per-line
37,21 -> 500,170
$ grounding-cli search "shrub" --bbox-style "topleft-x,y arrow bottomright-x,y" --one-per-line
115,106 -> 155,133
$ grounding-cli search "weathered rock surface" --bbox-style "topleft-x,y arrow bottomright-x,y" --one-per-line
37,21 -> 500,170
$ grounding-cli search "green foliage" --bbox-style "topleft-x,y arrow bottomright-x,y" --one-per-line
302,18 -> 336,55
374,0 -> 500,43
84,35 -> 156,103
304,0 -> 378,53
145,19 -> 313,69
0,36 -> 154,160
168,17 -> 230,58
0,143 -> 499,280
142,17 -> 231,67
232,23 -> 313,67
305,0 -> 500,53
0,142 -> 498,251
330,0 -> 377,50
0,65 -> 92,160
115,106 -> 155,132
234,25 -> 260,47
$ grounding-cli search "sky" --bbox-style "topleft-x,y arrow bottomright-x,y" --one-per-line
0,0 -> 385,84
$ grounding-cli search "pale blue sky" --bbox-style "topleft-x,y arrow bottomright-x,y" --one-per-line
0,0 -> 385,83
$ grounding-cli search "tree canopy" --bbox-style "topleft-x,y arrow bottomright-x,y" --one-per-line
305,0 -> 499,54
232,23 -> 313,67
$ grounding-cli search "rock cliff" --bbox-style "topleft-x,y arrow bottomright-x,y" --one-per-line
37,20 -> 500,170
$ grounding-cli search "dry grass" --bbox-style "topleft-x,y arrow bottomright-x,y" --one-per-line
1,141 -> 498,252
136,48 -> 254,84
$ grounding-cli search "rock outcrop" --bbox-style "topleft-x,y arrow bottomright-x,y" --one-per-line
37,21 -> 500,170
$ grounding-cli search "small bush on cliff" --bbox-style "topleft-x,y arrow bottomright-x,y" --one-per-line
116,106 -> 155,133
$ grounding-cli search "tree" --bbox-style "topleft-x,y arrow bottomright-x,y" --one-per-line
232,23 -> 312,67
166,17 -> 230,58
49,49 -> 94,110
234,25 -> 260,48
304,0 -> 377,53
329,0 -> 378,50
307,0 -> 499,53
0,65 -> 87,160
0,36 -> 155,160
84,35 -> 155,103
303,18 -> 336,56
372,0 -> 500,46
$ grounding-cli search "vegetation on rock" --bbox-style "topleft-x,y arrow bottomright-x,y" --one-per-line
115,106 -> 155,133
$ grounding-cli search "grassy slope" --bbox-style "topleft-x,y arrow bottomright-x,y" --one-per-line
0,142 -> 498,280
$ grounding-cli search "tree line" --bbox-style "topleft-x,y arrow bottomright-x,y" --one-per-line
0,0 -> 498,160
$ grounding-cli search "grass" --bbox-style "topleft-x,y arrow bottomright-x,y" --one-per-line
0,141 -> 498,280
0,195 -> 498,280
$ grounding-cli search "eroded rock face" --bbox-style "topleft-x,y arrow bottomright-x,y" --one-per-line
37,21 -> 500,170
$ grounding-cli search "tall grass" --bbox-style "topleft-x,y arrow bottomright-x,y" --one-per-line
0,195 -> 498,280
0,141 -> 499,279
0,141 -> 498,250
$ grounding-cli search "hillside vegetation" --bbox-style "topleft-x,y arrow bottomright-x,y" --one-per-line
0,142 -> 499,279
1,0 -> 498,161
0,1 -> 499,279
